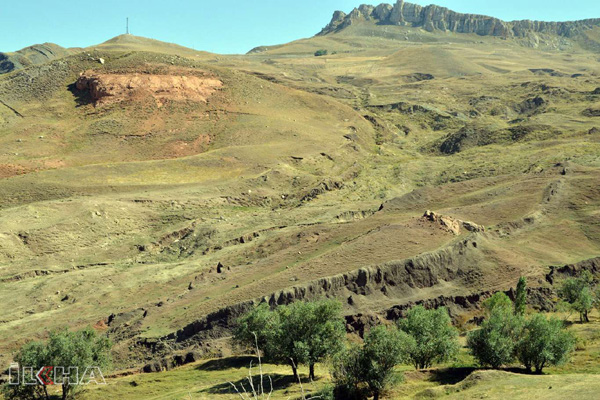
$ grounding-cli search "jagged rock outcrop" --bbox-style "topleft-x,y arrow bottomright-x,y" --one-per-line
318,0 -> 600,39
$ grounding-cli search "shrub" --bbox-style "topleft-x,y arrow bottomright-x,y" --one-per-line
397,306 -> 459,369
314,49 -> 328,57
516,314 -> 575,373
467,306 -> 523,369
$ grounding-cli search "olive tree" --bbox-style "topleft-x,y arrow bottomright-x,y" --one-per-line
397,305 -> 459,369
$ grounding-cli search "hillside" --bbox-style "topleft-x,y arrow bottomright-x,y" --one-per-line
1,3 -> 600,399
0,42 -> 75,74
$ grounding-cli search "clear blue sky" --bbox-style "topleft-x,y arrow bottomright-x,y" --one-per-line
2,0 -> 599,54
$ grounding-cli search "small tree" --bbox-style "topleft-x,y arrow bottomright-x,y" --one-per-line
483,292 -> 513,315
516,314 -> 575,373
514,277 -> 527,316
331,325 -> 410,400
331,344 -> 365,400
2,327 -> 111,400
235,300 -> 346,381
234,303 -> 281,362
397,306 -> 459,369
467,306 -> 523,369
559,271 -> 595,323
280,300 -> 346,380
361,325 -> 411,400
314,49 -> 328,57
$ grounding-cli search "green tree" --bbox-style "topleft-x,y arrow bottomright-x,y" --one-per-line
515,314 -> 575,373
279,300 -> 346,380
331,344 -> 365,400
483,292 -> 513,315
314,49 -> 328,57
235,300 -> 346,381
559,271 -> 595,323
2,327 -> 111,400
397,306 -> 459,369
361,325 -> 411,400
514,277 -> 527,316
234,303 -> 281,361
331,325 -> 411,400
467,306 -> 523,369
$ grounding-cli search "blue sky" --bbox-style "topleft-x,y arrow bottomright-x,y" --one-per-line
2,0 -> 599,54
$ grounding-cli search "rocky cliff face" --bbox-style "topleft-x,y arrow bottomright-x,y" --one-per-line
318,0 -> 600,39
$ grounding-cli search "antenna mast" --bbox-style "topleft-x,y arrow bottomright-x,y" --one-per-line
126,17 -> 129,34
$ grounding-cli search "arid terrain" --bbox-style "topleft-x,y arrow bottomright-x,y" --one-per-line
1,1 -> 600,398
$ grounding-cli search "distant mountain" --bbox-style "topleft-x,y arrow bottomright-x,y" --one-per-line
0,43 -> 74,74
319,1 -> 600,46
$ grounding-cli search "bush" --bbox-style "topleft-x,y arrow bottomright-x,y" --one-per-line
516,314 -> 575,373
397,306 -> 459,369
467,306 -> 523,369
314,49 -> 328,57
3,327 -> 111,400
235,300 -> 346,380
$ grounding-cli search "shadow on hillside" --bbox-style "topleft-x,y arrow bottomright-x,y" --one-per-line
202,373 -> 301,395
428,367 -> 476,385
196,356 -> 257,371
67,83 -> 92,107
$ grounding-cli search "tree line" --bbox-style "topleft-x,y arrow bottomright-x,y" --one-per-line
235,275 -> 590,400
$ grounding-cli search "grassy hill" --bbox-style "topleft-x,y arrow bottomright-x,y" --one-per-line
1,8 -> 600,398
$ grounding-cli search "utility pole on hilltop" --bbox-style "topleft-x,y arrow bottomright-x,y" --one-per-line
126,17 -> 129,35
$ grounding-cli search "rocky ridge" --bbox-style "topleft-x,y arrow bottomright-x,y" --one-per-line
318,1 -> 600,40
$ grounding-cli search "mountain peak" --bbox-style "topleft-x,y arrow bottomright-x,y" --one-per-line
318,0 -> 600,39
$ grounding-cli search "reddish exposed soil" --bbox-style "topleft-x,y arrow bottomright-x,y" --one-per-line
76,68 -> 223,106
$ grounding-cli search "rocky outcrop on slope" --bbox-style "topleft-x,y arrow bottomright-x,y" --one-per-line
422,210 -> 485,235
75,69 -> 222,106
318,0 -> 600,39
141,236 -> 484,351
